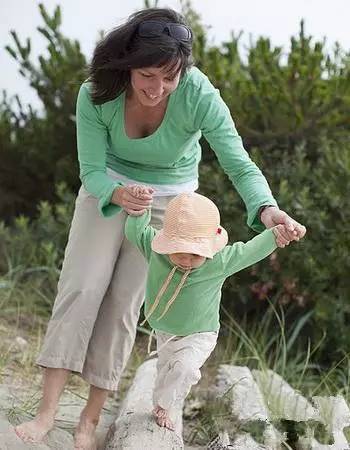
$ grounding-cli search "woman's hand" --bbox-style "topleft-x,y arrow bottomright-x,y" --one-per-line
112,184 -> 154,216
260,206 -> 306,248
272,224 -> 299,248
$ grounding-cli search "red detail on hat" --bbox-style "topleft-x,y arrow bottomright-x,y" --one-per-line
217,228 -> 222,234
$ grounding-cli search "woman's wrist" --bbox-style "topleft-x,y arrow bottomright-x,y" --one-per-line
259,205 -> 277,221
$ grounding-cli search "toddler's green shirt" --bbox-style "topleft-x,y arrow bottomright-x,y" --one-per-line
125,211 -> 277,336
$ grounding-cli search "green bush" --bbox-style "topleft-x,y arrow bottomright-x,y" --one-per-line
200,136 -> 350,364
264,139 -> 350,364
0,184 -> 74,317
1,4 -> 86,220
1,2 -> 349,366
1,4 -> 349,219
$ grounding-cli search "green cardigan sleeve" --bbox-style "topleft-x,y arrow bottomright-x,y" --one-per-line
192,72 -> 278,232
76,83 -> 123,217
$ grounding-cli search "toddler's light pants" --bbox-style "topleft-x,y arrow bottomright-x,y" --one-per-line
153,330 -> 218,413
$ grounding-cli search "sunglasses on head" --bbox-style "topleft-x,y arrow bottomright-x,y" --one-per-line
138,21 -> 192,42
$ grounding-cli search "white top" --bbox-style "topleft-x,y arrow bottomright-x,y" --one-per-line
107,168 -> 198,197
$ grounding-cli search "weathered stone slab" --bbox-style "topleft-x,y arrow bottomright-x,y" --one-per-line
214,366 -> 284,449
104,358 -> 184,450
0,381 -> 118,449
0,413 -> 74,450
313,395 -> 350,430
298,395 -> 350,449
253,369 -> 320,422
215,365 -> 269,422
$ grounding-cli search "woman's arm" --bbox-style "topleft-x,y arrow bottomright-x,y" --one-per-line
192,72 -> 306,239
76,83 -> 123,217
193,76 -> 277,232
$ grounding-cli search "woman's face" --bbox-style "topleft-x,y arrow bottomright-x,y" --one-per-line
129,64 -> 181,107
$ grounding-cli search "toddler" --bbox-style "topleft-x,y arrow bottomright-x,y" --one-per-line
125,188 -> 302,431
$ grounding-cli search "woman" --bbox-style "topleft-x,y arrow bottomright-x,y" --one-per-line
15,7 -> 305,449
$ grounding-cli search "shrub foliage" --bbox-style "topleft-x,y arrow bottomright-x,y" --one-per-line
1,3 -> 349,363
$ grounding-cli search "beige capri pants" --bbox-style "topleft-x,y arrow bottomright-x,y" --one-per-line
37,185 -> 175,390
153,330 -> 218,413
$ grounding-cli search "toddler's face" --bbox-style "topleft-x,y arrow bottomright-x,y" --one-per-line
168,252 -> 206,270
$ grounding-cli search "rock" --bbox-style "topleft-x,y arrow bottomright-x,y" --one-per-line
15,337 -> 28,350
104,358 -> 184,450
0,382 -> 118,450
0,413 -> 74,449
216,365 -> 269,422
298,395 -> 350,449
312,395 -> 350,430
252,369 -> 320,422
214,366 -> 286,448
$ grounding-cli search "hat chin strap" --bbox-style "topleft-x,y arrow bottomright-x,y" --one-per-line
157,268 -> 191,321
140,266 -> 191,326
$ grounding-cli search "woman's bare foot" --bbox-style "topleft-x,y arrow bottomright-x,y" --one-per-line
14,414 -> 54,443
153,405 -> 174,431
74,416 -> 98,450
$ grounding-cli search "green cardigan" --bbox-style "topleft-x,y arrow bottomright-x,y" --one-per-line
76,66 -> 277,231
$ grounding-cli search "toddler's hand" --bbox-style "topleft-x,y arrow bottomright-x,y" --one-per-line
113,184 -> 154,216
272,224 -> 305,248
127,184 -> 154,216
260,207 -> 306,242
129,184 -> 154,199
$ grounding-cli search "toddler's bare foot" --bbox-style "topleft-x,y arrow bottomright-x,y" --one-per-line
153,405 -> 174,431
74,416 -> 97,450
14,415 -> 54,443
